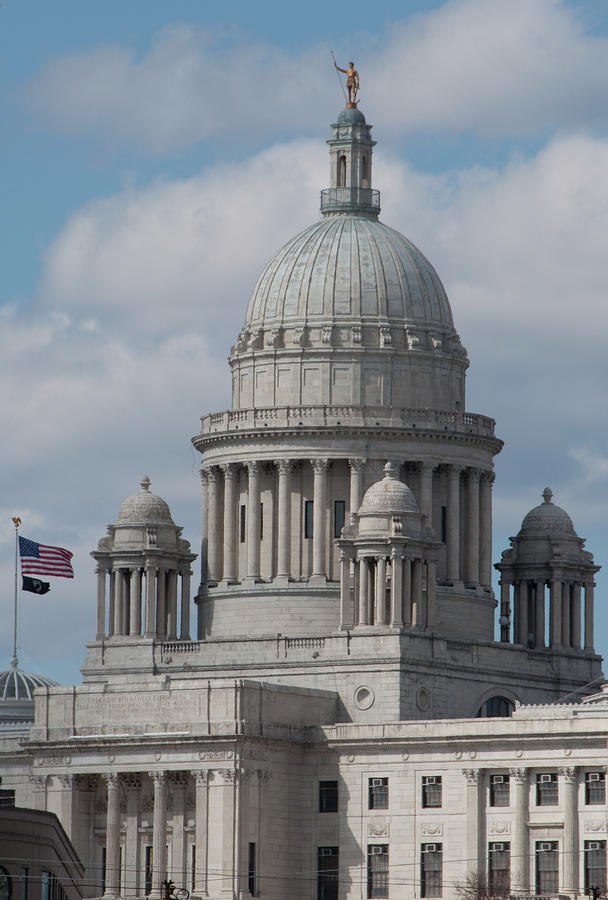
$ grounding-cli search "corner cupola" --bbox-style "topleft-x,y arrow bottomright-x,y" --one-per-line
322,106 -> 379,219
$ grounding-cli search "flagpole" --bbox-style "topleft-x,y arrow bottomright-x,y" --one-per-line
11,517 -> 21,669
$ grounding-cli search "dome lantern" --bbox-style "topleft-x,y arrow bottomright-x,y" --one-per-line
321,106 -> 380,219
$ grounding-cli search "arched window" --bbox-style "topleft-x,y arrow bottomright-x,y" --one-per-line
361,154 -> 369,188
338,155 -> 346,187
477,696 -> 514,718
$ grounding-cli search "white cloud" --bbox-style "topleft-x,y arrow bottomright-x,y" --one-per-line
25,1 -> 608,154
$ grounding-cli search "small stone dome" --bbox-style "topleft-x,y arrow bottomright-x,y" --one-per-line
116,476 -> 174,525
519,488 -> 576,537
359,463 -> 419,515
337,106 -> 366,126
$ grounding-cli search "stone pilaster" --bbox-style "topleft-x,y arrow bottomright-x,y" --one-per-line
148,771 -> 168,899
560,766 -> 579,896
123,774 -> 141,898
191,770 -> 209,898
156,569 -> 166,639
169,773 -> 189,886
462,769 -> 482,879
510,768 -> 529,894
103,773 -> 121,899
200,467 -> 209,584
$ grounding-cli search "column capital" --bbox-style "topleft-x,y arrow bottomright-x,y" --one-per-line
95,565 -> 109,575
462,768 -> 481,785
246,460 -> 262,476
200,467 -> 209,485
559,766 -> 578,783
467,467 -> 481,483
58,774 -> 75,790
509,767 -> 529,783
30,774 -> 48,790
204,465 -> 221,483
480,470 -> 495,485
311,457 -> 330,474
148,770 -> 167,786
276,458 -> 296,474
103,772 -> 121,789
220,462 -> 239,479
348,457 -> 366,473
257,768 -> 273,783
191,769 -> 210,786
448,463 -> 464,475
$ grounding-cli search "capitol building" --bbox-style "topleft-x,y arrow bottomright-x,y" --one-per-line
2,101 -> 608,900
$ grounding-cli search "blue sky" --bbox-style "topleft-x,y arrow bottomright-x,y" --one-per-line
2,0 -> 608,686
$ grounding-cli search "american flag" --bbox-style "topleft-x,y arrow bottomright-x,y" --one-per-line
19,536 -> 74,579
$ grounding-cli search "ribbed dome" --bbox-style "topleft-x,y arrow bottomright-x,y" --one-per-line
519,488 -> 576,537
245,217 -> 454,330
359,463 -> 419,515
116,476 -> 174,525
0,667 -> 57,702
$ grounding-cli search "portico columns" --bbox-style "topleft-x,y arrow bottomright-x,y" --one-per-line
192,770 -> 209,897
114,570 -> 124,636
411,558 -> 423,627
571,582 -> 582,649
479,472 -> 493,587
462,769 -> 482,879
276,460 -> 293,578
156,569 -> 166,638
200,468 -> 209,584
145,566 -> 157,637
166,570 -> 178,640
390,549 -> 403,628
123,774 -> 141,898
103,773 -> 121,899
130,568 -> 142,636
348,458 -> 365,516
510,768 -> 529,894
206,467 -> 222,584
180,569 -> 191,640
169,774 -> 188,886
246,461 -> 262,580
221,464 -> 238,582
419,463 -> 434,525
560,767 -> 579,896
96,567 -> 107,639
499,580 -> 511,642
312,459 -> 329,578
359,558 -> 370,625
562,581 -> 571,648
340,551 -> 355,629
446,465 -> 461,582
402,558 -> 412,627
584,582 -> 595,651
550,578 -> 562,647
535,579 -> 545,648
108,571 -> 116,636
376,557 -> 388,624
465,469 -> 480,584
149,771 -> 168,899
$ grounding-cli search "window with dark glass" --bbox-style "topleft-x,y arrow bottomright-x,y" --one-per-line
586,772 -> 606,805
535,842 -> 558,895
477,696 -> 514,718
248,842 -> 257,896
440,506 -> 447,543
334,500 -> 346,538
536,773 -> 558,806
369,777 -> 389,810
421,843 -> 442,898
367,845 -> 388,899
0,789 -> 15,808
489,774 -> 510,807
585,841 -> 607,895
422,776 -> 442,808
318,847 -> 339,900
240,505 -> 246,543
21,867 -> 28,900
319,780 -> 339,813
488,842 -> 510,896
305,500 -> 314,539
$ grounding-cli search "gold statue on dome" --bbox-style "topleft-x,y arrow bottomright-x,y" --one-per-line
332,56 -> 360,107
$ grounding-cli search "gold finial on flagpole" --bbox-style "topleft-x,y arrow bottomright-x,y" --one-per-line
12,517 -> 21,528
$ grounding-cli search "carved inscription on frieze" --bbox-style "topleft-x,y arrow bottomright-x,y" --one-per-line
76,693 -> 195,721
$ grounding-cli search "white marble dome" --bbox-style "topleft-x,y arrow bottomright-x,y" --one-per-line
519,488 -> 576,537
116,476 -> 174,525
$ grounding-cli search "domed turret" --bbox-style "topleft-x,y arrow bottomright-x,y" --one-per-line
116,475 -> 174,525
519,487 -> 576,537
359,462 -> 419,517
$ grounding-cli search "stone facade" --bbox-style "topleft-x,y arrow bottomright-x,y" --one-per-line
0,102 -> 606,900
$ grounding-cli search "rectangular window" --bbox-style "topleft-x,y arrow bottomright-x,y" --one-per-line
586,772 -> 606,805
248,842 -> 257,896
0,789 -> 16,807
440,506 -> 447,543
145,846 -> 153,896
369,777 -> 389,810
260,502 -> 264,541
304,500 -> 314,539
334,500 -> 346,538
367,845 -> 389,899
536,773 -> 558,806
42,872 -> 50,900
421,843 -> 442,898
489,774 -> 510,807
319,780 -> 339,813
536,842 -> 559,895
585,841 -> 607,894
488,842 -> 510,896
240,505 -> 246,543
21,867 -> 29,900
422,776 -> 442,808
318,847 -> 339,900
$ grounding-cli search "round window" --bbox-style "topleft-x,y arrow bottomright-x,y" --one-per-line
354,685 -> 375,710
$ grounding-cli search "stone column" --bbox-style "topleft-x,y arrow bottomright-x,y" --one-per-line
584,582 -> 595,651
114,569 -> 124,636
519,581 -> 529,646
500,580 -> 511,642
510,768 -> 529,894
129,568 -> 142,636
148,771 -> 168,899
156,569 -> 166,639
376,557 -> 387,624
96,567 -> 107,639
562,581 -> 571,648
427,561 -> 437,629
479,472 -> 493,587
123,774 -> 141,898
311,459 -> 330,578
348,458 -> 365,516
411,558 -> 423,627
191,770 -> 209,898
221,463 -> 238,582
166,570 -> 178,640
170,774 -> 188,886
340,551 -> 355,629
206,467 -> 222,584
180,569 -> 191,640
103,773 -> 121,899
108,571 -> 116,636
30,774 -> 48,811
446,465 -> 461,582
560,766 -> 579,896
462,769 -> 482,879
402,558 -> 412,627
419,463 -> 434,525
550,578 -> 562,647
358,558 -> 370,625
571,582 -> 582,650
465,468 -> 480,584
276,460 -> 293,578
145,566 -> 157,637
390,549 -> 403,628
200,468 -> 209,584
535,579 -> 546,648
246,461 -> 262,580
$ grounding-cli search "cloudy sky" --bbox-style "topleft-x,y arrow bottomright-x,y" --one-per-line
2,0 -> 608,685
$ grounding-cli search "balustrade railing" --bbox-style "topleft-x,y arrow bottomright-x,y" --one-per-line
320,187 -> 380,214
